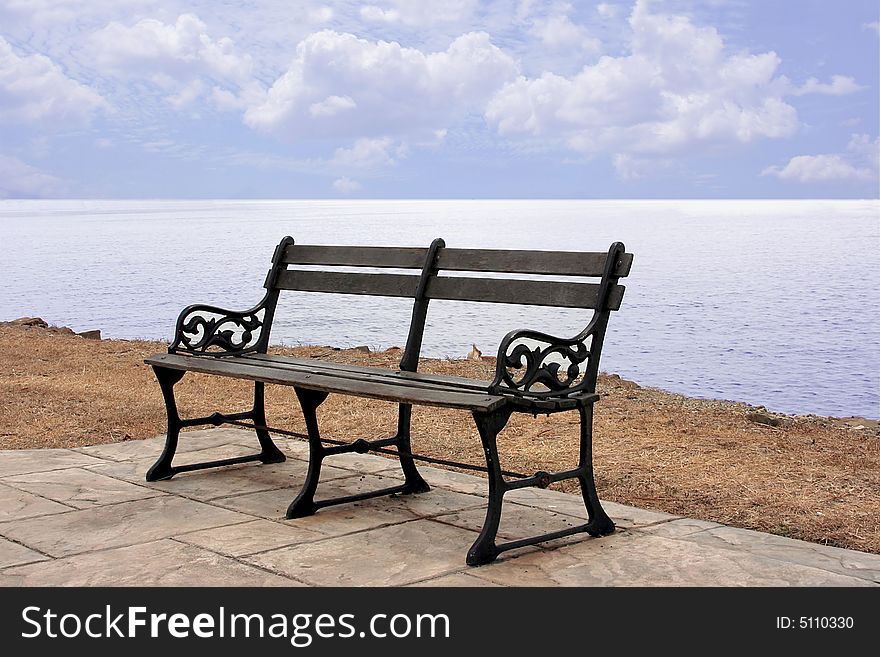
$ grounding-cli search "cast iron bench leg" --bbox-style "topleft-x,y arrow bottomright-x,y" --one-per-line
396,403 -> 431,494
467,406 -> 514,566
467,403 -> 615,566
287,391 -> 432,518
146,367 -> 287,482
286,387 -> 329,517
146,366 -> 185,481
253,382 -> 286,464
578,403 -> 615,536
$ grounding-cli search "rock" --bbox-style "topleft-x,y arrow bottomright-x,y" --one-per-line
481,355 -> 496,363
746,412 -> 781,427
7,317 -> 48,328
77,330 -> 101,340
602,372 -> 640,390
467,344 -> 482,360
352,345 -> 371,353
384,346 -> 402,353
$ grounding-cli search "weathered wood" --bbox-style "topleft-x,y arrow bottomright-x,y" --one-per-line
275,270 -> 420,297
282,244 -> 632,278
146,353 -> 505,411
283,245 -> 428,269
427,277 -> 625,310
242,354 -> 492,393
275,270 -> 623,309
246,354 -> 492,390
439,248 -> 633,278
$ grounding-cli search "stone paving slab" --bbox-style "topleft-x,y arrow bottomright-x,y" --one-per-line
0,429 -> 877,587
0,495 -> 251,558
433,504 -> 584,541
83,442 -> 275,481
0,448 -> 106,478
0,537 -> 49,569
0,539 -> 301,586
4,468 -> 165,509
0,482 -> 73,522
467,532 -> 876,587
644,522 -> 880,583
88,456 -> 355,500
176,518 -> 326,557
407,572 -> 501,587
212,475 -> 422,537
245,520 -> 489,586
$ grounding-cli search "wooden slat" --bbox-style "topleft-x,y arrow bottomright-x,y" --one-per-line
244,354 -> 492,391
427,277 -> 625,310
276,270 -> 623,308
283,244 -> 632,277
275,270 -> 419,297
438,249 -> 632,277
146,354 -> 504,411
283,245 -> 427,269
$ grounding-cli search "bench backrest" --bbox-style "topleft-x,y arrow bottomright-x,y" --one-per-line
258,236 -> 631,397
271,242 -> 631,310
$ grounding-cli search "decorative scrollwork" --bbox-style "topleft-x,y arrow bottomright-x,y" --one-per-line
492,328 -> 595,398
501,338 -> 591,392
170,304 -> 266,355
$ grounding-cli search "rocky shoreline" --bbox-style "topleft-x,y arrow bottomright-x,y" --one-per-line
1,316 -> 102,341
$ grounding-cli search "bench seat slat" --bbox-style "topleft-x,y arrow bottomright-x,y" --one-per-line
244,354 -> 492,391
239,356 -> 490,396
146,353 -> 505,412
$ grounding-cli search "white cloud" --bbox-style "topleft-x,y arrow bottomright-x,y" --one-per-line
331,137 -> 397,168
309,6 -> 334,23
332,176 -> 362,193
530,13 -> 601,53
864,21 -> 880,35
245,30 -> 518,140
90,14 -> 256,110
791,75 -> 863,96
484,0 -> 810,172
0,154 -> 64,198
596,3 -> 618,19
358,1 -> 478,26
309,95 -> 357,117
360,6 -> 400,23
167,79 -> 206,111
762,154 -> 871,183
0,37 -> 107,129
762,134 -> 879,183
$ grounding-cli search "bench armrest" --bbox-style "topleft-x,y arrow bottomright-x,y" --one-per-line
169,296 -> 271,356
489,320 -> 600,400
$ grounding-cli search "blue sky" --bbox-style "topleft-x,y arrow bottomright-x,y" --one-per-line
0,0 -> 877,199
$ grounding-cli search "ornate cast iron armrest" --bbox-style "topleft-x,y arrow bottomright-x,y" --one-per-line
169,297 -> 270,356
489,319 -> 600,399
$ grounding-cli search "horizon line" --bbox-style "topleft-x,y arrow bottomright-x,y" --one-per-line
2,197 -> 878,202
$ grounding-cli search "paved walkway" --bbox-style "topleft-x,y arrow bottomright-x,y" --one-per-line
0,429 -> 877,586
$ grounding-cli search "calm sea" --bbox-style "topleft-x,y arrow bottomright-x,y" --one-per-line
2,199 -> 878,418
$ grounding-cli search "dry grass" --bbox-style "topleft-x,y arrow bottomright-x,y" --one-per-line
1,325 -> 877,554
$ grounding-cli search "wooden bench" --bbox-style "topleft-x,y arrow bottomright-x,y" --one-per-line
145,236 -> 633,565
